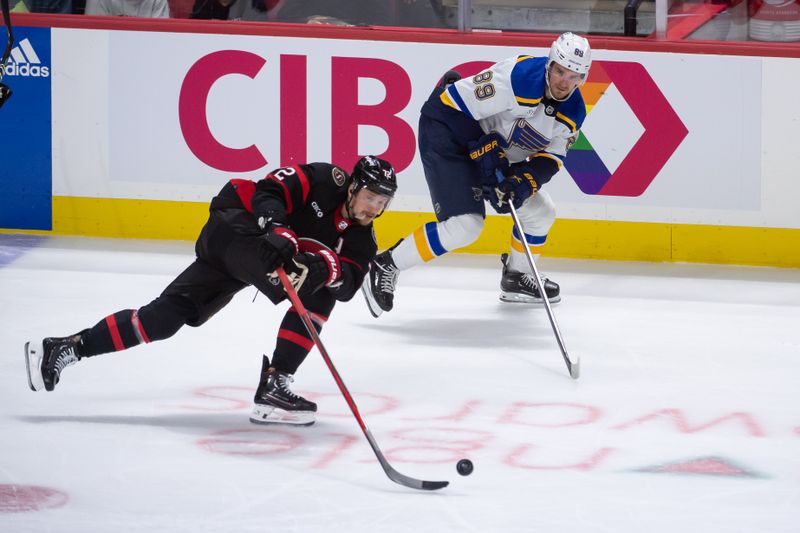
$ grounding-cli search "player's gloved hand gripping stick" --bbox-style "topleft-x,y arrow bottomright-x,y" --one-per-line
495,169 -> 580,379
276,266 -> 450,491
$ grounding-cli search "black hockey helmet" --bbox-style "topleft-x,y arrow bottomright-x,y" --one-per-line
351,156 -> 397,199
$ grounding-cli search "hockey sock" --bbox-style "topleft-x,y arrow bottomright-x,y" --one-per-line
394,214 -> 483,270
508,226 -> 547,272
271,308 -> 325,375
78,309 -> 152,357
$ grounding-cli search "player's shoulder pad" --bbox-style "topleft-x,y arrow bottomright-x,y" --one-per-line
555,89 -> 587,133
304,162 -> 350,191
510,56 -> 547,106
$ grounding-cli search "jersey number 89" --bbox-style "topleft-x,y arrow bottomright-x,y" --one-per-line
473,71 -> 495,101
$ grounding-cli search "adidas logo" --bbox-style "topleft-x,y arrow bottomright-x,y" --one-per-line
2,38 -> 50,78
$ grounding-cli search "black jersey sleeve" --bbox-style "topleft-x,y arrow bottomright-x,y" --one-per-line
328,225 -> 378,301
252,167 -> 300,224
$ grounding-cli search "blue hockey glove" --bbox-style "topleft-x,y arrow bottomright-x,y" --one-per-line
496,164 -> 539,210
483,184 -> 511,214
468,133 -> 508,179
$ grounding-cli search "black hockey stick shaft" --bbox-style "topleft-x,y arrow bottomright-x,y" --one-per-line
498,170 -> 579,379
277,268 -> 449,491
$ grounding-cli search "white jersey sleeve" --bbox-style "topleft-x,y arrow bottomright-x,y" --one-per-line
441,57 -> 520,121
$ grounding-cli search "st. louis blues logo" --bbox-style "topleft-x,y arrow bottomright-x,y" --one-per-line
502,119 -> 551,154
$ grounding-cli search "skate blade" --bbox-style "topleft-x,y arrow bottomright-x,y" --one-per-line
499,291 -> 561,305
24,341 -> 45,391
360,284 -> 384,318
249,404 -> 315,426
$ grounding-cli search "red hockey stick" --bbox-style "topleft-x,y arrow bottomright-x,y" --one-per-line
276,267 -> 449,491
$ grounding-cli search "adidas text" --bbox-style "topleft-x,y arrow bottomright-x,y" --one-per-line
3,63 -> 50,78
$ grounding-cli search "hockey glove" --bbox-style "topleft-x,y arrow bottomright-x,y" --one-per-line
256,209 -> 287,234
483,184 -> 512,214
468,132 -> 508,179
284,250 -> 342,297
497,164 -> 539,210
259,225 -> 299,273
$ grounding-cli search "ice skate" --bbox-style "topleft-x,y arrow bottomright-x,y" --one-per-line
499,253 -> 561,304
24,334 -> 82,392
250,368 -> 317,426
361,250 -> 399,317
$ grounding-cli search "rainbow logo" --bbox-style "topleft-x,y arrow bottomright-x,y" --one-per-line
566,61 -> 688,196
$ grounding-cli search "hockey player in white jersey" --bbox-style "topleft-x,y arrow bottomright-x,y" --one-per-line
362,32 -> 592,317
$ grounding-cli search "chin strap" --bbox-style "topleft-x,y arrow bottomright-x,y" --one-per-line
0,0 -> 13,108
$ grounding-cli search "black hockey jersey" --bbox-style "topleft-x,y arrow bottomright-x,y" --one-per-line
209,162 -> 377,300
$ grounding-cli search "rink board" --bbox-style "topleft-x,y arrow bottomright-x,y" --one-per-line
1,19 -> 799,266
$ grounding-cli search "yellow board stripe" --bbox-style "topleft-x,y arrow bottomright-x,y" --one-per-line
373,212 -> 800,268
2,198 -> 799,268
413,225 -> 436,262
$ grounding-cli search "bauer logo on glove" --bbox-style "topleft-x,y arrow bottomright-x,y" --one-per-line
467,133 -> 509,179
469,138 -> 501,161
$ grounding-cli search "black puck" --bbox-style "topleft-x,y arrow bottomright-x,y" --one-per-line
456,459 -> 473,476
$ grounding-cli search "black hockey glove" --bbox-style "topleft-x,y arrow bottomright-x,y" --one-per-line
259,225 -> 299,273
468,132 -> 508,179
284,250 -> 342,297
255,209 -> 287,234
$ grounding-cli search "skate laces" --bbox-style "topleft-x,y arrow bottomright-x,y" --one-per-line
276,373 -> 300,399
376,258 -> 398,294
520,273 -> 547,293
55,345 -> 78,373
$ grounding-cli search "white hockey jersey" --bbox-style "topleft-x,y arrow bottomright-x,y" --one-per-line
440,55 -> 586,168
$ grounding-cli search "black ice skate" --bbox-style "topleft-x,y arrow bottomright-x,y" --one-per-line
24,334 -> 82,392
361,250 -> 399,317
499,253 -> 561,304
250,368 -> 317,426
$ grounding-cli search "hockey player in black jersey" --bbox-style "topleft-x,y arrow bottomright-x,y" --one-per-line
24,156 -> 397,426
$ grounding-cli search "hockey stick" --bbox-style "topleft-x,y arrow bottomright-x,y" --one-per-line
276,267 -> 450,491
497,170 -> 580,379
0,0 -> 13,108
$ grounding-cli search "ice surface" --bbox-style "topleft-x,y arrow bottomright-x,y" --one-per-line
1,234 -> 798,533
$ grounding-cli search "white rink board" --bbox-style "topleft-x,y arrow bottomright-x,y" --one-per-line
50,27 -> 800,230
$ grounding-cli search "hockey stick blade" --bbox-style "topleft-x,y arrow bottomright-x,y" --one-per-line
369,429 -> 448,490
276,268 -> 449,491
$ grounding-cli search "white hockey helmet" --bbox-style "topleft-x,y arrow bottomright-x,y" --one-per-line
547,32 -> 592,80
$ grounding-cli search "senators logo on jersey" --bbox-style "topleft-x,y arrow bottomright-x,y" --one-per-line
332,167 -> 346,187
